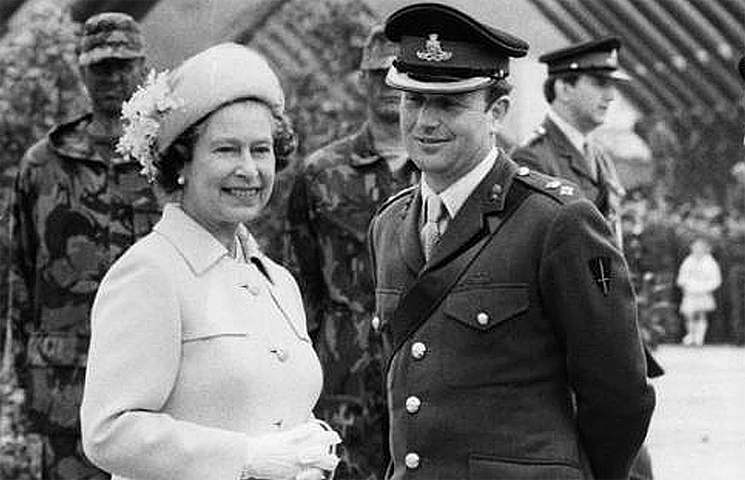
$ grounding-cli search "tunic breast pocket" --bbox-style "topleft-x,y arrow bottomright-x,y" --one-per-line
442,283 -> 529,387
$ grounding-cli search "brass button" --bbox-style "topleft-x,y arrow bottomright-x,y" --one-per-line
371,316 -> 381,332
411,342 -> 427,360
406,396 -> 421,414
476,312 -> 489,326
404,452 -> 420,469
517,166 -> 530,176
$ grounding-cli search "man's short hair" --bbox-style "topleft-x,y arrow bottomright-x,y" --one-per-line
543,73 -> 580,103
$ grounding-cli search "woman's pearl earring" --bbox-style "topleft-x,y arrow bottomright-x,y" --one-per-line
177,174 -> 185,186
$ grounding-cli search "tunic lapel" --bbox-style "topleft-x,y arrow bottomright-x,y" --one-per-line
424,156 -> 510,272
545,118 -> 597,185
397,189 -> 426,274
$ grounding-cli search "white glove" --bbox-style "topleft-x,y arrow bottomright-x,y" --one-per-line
241,421 -> 341,480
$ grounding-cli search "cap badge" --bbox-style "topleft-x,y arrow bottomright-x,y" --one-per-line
417,34 -> 453,62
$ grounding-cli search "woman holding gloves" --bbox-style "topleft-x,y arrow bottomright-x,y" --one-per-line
81,43 -> 340,480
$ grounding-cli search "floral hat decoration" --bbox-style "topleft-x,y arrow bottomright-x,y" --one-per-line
117,43 -> 286,182
117,69 -> 182,181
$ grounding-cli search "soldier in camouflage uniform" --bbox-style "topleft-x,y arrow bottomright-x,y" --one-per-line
7,13 -> 158,479
287,26 -> 418,480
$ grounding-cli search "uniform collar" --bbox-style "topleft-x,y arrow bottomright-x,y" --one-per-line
153,203 -> 270,278
547,107 -> 587,154
421,146 -> 498,219
47,113 -> 138,166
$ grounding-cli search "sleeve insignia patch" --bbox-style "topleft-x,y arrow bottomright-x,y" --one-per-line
589,256 -> 612,296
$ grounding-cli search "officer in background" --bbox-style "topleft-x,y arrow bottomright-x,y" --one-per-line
287,25 -> 418,479
513,38 -> 628,248
369,4 -> 655,479
7,13 -> 157,479
513,38 -> 663,480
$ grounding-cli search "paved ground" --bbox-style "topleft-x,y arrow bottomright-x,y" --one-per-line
645,344 -> 745,480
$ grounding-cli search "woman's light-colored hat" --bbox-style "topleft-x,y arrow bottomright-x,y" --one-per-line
117,43 -> 284,181
159,42 -> 284,153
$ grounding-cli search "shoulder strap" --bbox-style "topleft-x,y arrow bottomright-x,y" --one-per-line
389,181 -> 533,353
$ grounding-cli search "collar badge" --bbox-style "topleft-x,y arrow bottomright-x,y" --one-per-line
417,34 -> 453,62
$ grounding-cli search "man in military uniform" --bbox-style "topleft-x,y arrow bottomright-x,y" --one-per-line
369,4 -> 655,479
512,38 -> 662,479
512,37 -> 628,248
287,26 -> 418,480
7,13 -> 159,479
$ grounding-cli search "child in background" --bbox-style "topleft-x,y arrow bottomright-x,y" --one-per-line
676,237 -> 722,346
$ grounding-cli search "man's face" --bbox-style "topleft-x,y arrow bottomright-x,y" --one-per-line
81,57 -> 145,117
361,69 -> 401,123
401,89 -> 493,190
560,74 -> 616,132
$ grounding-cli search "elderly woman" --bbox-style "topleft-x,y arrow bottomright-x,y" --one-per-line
81,43 -> 340,480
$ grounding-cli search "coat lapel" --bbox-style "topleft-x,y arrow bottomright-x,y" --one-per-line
397,189 -> 425,274
544,118 -> 596,184
424,153 -> 512,272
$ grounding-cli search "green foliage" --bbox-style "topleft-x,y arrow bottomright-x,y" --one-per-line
0,3 -> 87,179
274,0 -> 377,157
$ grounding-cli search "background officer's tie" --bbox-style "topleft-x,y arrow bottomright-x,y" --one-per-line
421,193 -> 446,262
583,140 -> 599,181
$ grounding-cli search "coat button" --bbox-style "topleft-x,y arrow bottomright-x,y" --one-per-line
405,396 -> 422,414
404,452 -> 420,469
476,312 -> 489,326
411,342 -> 427,359
371,316 -> 381,332
517,166 -> 530,176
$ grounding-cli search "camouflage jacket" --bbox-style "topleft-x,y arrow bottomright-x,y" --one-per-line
287,123 -> 418,479
7,113 -> 161,435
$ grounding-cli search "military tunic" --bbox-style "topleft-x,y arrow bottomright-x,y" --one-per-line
288,123 -> 418,479
512,116 -> 626,247
7,113 -> 161,479
369,155 -> 655,480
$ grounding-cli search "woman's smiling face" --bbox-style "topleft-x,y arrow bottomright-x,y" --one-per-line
181,100 -> 276,242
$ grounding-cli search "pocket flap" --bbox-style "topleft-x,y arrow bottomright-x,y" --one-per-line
445,284 -> 529,331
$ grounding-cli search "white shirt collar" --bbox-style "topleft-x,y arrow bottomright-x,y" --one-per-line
421,147 -> 498,220
548,107 -> 587,153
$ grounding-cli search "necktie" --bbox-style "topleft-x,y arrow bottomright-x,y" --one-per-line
421,194 -> 446,262
583,140 -> 599,181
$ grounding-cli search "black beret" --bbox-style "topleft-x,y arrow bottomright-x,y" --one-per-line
383,2 -> 529,93
539,37 -> 629,80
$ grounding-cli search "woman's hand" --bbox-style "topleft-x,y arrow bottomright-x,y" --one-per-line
241,421 -> 341,480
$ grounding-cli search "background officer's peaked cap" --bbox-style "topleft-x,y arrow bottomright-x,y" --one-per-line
383,2 -> 529,93
78,12 -> 145,66
539,37 -> 629,81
